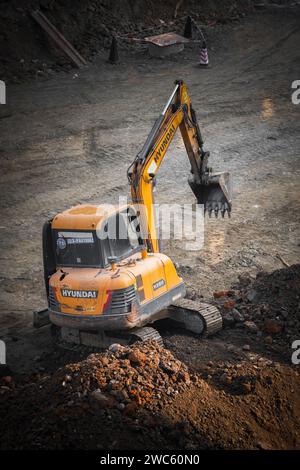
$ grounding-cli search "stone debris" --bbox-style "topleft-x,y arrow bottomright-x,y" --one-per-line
51,340 -> 193,410
213,264 -> 300,356
244,321 -> 259,333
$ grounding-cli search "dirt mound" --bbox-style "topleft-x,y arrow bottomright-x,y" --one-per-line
165,359 -> 300,450
1,338 -> 299,449
44,340 -> 193,409
0,340 -> 194,449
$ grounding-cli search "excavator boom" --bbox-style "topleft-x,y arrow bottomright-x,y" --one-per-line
128,80 -> 232,253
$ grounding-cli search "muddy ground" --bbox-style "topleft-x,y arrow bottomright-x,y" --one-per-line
0,5 -> 300,449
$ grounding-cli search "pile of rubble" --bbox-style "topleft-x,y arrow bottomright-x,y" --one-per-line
213,264 -> 300,356
0,340 -> 197,449
51,340 -> 193,411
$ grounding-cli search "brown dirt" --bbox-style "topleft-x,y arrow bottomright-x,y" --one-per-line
0,338 -> 299,450
0,265 -> 300,449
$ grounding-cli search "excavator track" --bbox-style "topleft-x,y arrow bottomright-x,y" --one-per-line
130,326 -> 164,347
169,298 -> 222,336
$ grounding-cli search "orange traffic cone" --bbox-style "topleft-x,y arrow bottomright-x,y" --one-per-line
108,36 -> 119,64
199,40 -> 209,66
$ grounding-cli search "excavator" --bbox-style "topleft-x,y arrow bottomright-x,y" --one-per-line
34,80 -> 232,347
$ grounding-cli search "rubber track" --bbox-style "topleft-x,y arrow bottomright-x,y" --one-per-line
131,326 -> 164,346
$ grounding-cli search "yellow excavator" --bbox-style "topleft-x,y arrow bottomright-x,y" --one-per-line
34,80 -> 232,347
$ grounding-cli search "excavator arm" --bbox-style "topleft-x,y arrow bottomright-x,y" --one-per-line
128,80 -> 232,253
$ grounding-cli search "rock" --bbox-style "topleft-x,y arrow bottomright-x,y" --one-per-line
101,356 -> 110,366
244,321 -> 259,333
232,308 -> 244,322
90,389 -> 113,407
222,312 -> 235,327
119,388 -> 129,400
223,300 -> 236,309
264,335 -> 273,345
108,379 -> 121,391
256,441 -> 272,450
242,344 -> 250,351
109,343 -> 125,353
246,289 -> 258,302
109,389 -> 124,401
128,350 -> 147,365
220,373 -> 232,385
214,290 -> 230,299
264,319 -> 283,335
178,371 -> 190,384
117,402 -> 125,411
1,376 -> 13,387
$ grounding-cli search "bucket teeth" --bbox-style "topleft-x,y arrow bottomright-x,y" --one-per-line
188,171 -> 232,220
205,202 -> 231,218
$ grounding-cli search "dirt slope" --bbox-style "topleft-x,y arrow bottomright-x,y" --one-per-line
0,0 -> 254,82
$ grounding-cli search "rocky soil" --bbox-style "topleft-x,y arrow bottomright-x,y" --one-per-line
213,264 -> 300,358
1,0 -> 256,83
0,265 -> 299,450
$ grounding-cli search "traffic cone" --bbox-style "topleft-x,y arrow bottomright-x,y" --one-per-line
199,40 -> 209,66
183,15 -> 193,38
108,36 -> 119,64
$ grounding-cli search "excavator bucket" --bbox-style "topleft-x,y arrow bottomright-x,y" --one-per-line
189,171 -> 232,217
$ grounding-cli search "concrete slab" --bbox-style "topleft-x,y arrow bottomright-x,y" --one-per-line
145,32 -> 188,57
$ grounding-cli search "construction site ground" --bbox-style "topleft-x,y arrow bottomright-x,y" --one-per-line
0,7 -> 299,449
